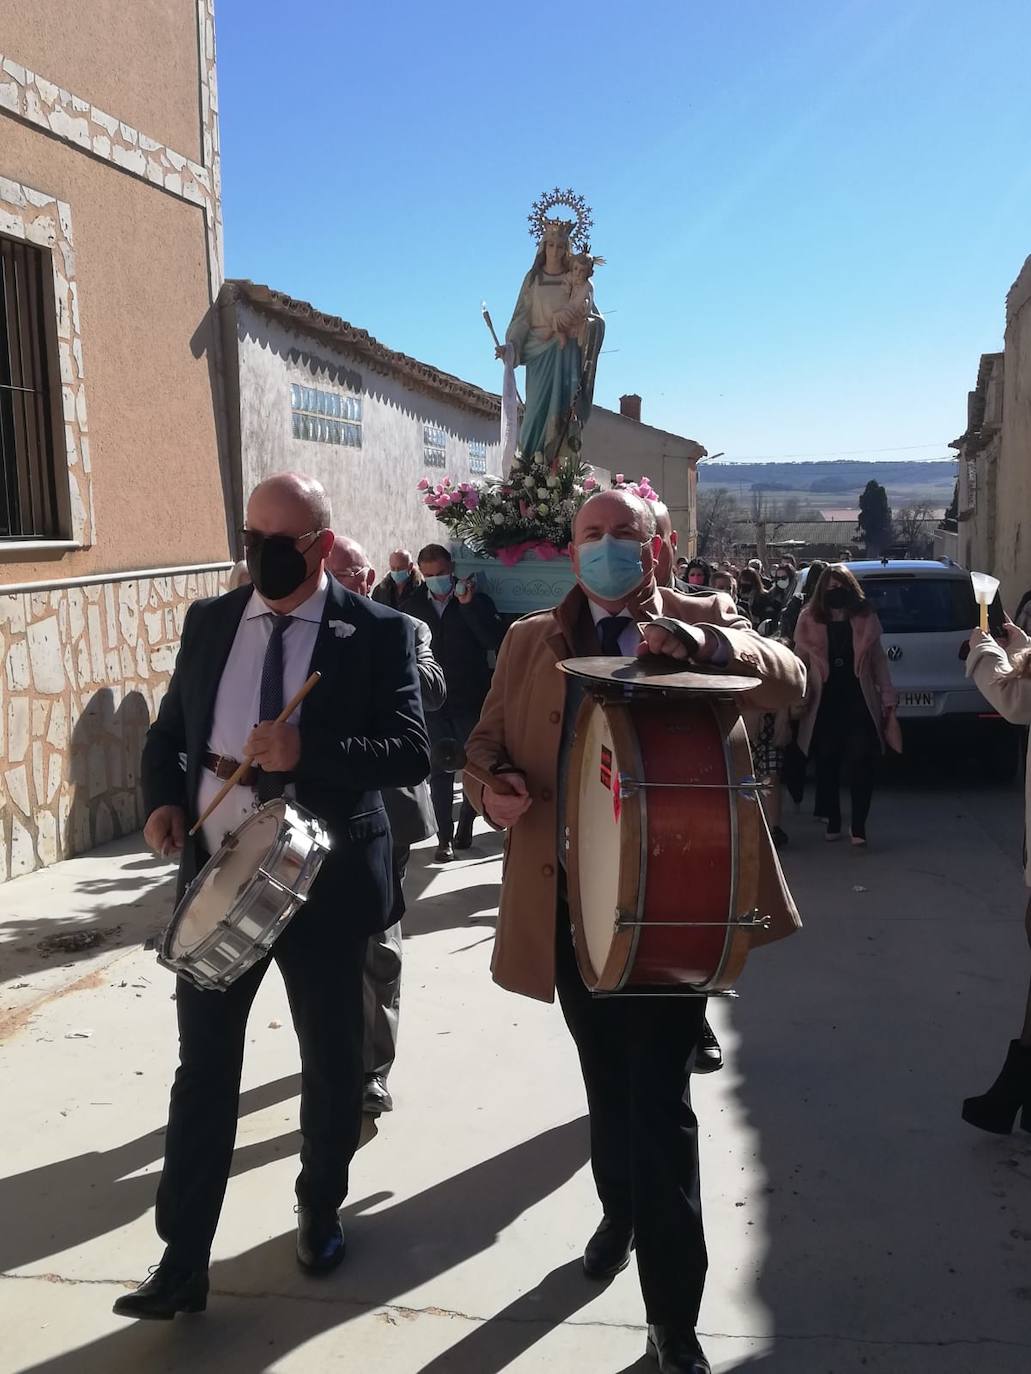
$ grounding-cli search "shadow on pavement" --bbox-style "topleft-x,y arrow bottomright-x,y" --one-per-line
14,1115 -> 589,1374
414,1257 -> 609,1373
0,1075 -> 301,1274
0,865 -> 174,984
720,788 -> 1031,1372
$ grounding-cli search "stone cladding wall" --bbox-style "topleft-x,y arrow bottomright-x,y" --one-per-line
0,568 -> 226,879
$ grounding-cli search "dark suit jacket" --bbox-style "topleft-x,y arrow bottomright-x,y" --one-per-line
142,578 -> 430,936
382,615 -> 444,849
405,584 -> 504,713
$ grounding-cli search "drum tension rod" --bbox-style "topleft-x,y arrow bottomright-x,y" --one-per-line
257,866 -> 308,902
614,908 -> 772,931
616,774 -> 770,798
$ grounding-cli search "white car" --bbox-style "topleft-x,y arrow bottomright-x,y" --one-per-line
847,559 -> 1017,778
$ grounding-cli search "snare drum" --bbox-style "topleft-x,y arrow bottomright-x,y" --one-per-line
159,800 -> 331,991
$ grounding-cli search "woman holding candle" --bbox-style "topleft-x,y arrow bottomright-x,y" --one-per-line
962,620 -> 1031,1134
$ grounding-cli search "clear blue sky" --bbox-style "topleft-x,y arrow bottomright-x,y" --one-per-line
216,0 -> 1031,462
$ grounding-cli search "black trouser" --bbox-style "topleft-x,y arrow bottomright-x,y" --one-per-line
554,904 -> 708,1325
426,706 -> 480,845
156,893 -> 367,1270
813,711 -> 879,836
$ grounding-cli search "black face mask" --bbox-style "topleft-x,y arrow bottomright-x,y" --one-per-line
825,588 -> 849,610
245,533 -> 318,601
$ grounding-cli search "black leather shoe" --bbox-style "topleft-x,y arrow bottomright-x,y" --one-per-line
362,1073 -> 394,1115
693,1019 -> 723,1075
296,1207 -> 346,1275
433,843 -> 453,863
453,817 -> 475,850
112,1263 -> 208,1320
646,1324 -> 711,1373
583,1216 -> 634,1279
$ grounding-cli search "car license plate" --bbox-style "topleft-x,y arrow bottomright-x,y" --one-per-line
899,691 -> 935,708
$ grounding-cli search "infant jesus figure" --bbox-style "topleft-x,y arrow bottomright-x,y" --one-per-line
545,252 -> 603,349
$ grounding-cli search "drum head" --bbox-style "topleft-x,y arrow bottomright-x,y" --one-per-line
568,700 -> 642,989
559,656 -> 760,695
168,804 -> 286,958
576,706 -> 624,980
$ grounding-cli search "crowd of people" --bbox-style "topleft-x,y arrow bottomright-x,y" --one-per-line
671,548 -> 900,848
110,473 -> 1031,1374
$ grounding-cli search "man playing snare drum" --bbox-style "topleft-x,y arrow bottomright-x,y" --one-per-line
113,473 -> 429,1320
463,488 -> 805,1374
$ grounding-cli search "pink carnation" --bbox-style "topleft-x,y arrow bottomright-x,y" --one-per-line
583,475 -> 599,491
417,477 -> 430,491
464,491 -> 480,509
450,491 -> 464,504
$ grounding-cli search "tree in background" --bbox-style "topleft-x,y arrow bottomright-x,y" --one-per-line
894,502 -> 935,556
696,487 -> 739,562
857,480 -> 892,554
942,478 -> 959,532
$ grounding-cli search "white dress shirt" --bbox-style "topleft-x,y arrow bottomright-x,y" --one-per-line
197,574 -> 329,856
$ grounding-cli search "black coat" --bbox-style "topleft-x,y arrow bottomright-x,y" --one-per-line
381,614 -> 445,849
404,584 -> 504,713
142,579 -> 430,935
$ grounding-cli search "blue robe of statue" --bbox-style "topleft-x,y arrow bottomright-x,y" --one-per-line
504,266 -> 604,464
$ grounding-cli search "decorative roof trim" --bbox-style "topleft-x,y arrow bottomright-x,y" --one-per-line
223,279 -> 706,453
224,279 -> 503,419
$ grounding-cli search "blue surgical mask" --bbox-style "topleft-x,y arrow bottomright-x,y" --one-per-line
426,573 -> 453,596
576,535 -> 645,601
389,569 -> 411,584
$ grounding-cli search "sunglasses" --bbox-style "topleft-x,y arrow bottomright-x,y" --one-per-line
239,528 -> 323,554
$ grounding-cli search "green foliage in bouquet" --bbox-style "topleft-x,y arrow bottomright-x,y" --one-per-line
418,453 -> 600,557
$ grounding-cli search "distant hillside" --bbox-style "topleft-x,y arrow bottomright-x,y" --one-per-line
697,459 -> 956,514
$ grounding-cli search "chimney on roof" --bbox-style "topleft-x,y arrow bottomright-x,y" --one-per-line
619,393 -> 642,423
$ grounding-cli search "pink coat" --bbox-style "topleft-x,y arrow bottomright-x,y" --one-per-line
793,606 -> 902,756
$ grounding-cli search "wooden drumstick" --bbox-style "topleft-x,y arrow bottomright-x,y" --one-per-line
189,671 -> 322,836
462,759 -> 528,797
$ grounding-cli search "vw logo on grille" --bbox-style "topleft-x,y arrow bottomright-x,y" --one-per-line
887,645 -> 903,661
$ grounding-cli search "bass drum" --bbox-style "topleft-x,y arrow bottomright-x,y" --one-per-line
565,690 -> 765,994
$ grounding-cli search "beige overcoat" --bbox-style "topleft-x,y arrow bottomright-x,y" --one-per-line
464,584 -> 808,1002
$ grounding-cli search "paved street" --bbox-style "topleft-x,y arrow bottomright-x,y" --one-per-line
2,774 -> 1030,1373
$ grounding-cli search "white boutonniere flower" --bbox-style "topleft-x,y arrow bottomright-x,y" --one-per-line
328,620 -> 356,640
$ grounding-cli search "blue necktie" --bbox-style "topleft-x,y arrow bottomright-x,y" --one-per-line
257,615 -> 291,802
597,615 -> 630,656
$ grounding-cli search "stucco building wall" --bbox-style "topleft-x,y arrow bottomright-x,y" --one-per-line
993,259 -> 1031,605
583,408 -> 702,556
0,1 -> 228,879
2,0 -> 204,162
959,261 -> 1031,607
228,302 -> 504,575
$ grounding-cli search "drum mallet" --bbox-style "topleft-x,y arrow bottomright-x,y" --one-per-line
430,737 -> 528,797
189,671 -> 322,836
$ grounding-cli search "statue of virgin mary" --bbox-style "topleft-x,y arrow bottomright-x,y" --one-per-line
498,203 -> 605,471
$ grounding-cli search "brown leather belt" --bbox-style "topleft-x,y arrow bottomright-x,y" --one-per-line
202,750 -> 256,788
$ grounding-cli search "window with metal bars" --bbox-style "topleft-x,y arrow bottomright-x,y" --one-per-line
0,234 -> 65,540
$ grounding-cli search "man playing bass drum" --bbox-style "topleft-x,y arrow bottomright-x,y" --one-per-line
464,488 -> 805,1374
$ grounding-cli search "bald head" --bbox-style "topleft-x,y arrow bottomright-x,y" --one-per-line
388,549 -> 413,573
573,488 -> 657,544
243,472 -> 334,611
247,472 -> 332,534
327,534 -> 375,597
651,499 -> 677,587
